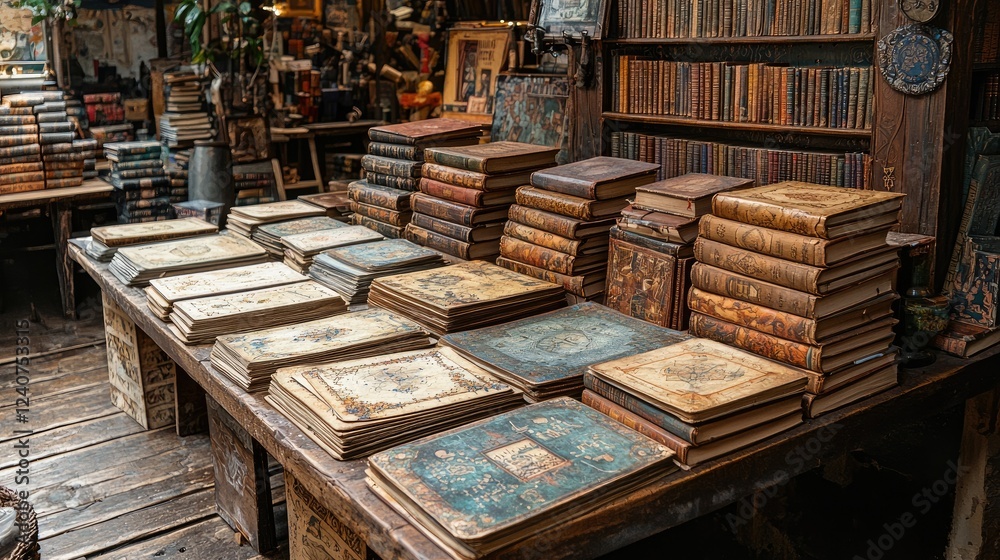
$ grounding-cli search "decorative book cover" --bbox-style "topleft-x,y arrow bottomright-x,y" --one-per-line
281,225 -> 384,254
424,142 -> 560,174
116,234 -> 266,270
440,302 -> 690,386
323,238 -> 442,272
256,217 -> 346,238
368,397 -> 674,541
148,262 -> 307,303
529,157 -> 659,199
589,338 -> 808,422
605,237 -> 678,327
369,118 -> 482,144
295,348 -> 513,422
173,282 -> 340,321
91,218 -> 217,247
371,261 -> 562,310
953,240 -> 1000,328
229,200 -> 325,221
635,173 -> 755,202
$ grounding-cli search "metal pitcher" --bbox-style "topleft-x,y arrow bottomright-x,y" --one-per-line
189,140 -> 236,227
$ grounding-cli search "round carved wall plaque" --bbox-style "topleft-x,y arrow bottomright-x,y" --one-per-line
899,0 -> 940,23
877,24 -> 953,95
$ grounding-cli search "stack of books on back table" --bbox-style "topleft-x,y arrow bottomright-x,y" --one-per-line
166,159 -> 188,204
250,215 -> 346,257
212,308 -> 434,392
159,72 -> 213,148
83,92 -> 124,126
606,173 -> 754,331
168,281 -> 348,345
440,302 -> 691,402
109,232 -> 268,286
280,224 -> 384,274
86,217 -> 218,262
146,261 -> 307,320
34,91 -> 85,189
77,138 -> 99,180
299,191 -> 353,221
365,397 -> 677,559
226,200 -> 325,240
406,141 -> 560,261
308,238 -> 445,304
496,157 -> 659,301
353,118 -> 482,238
584,338 -> 808,468
367,260 -> 565,336
0,93 -> 43,195
233,162 -> 277,206
105,140 -> 171,223
688,182 -> 905,418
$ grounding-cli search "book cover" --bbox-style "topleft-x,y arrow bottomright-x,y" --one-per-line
351,201 -> 413,227
424,141 -> 559,174
529,157 -> 659,200
498,236 -> 603,276
322,238 -> 441,272
282,225 -> 384,255
509,205 -> 617,239
503,221 -> 598,256
368,118 -> 482,145
404,224 -> 498,260
116,233 -> 266,270
354,214 -> 405,239
230,200 -> 325,222
422,163 -> 536,191
173,281 -> 341,322
411,192 -> 507,226
605,236 -> 678,328
91,217 -> 217,247
411,213 -> 504,243
608,226 -> 692,257
361,154 -> 424,179
515,186 -> 630,221
366,171 -> 418,191
148,262 -> 306,303
256,216 -> 346,238
349,180 -> 413,211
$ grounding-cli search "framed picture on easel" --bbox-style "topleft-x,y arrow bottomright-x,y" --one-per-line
442,27 -> 511,115
529,0 -> 608,40
281,0 -> 321,19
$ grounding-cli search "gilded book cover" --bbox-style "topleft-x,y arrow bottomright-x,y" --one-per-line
605,236 -> 678,327
92,217 -> 217,247
216,309 -> 427,364
256,217 -> 347,238
322,238 -> 441,272
368,397 -> 674,541
371,261 -> 562,310
229,200 -> 325,221
173,282 -> 341,321
281,226 -> 384,255
589,338 -> 808,422
116,234 -> 267,270
440,302 -> 690,385
148,262 -> 307,303
295,348 -> 512,422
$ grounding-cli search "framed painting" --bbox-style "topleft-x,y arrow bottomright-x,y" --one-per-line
491,74 -> 571,163
443,27 -> 511,115
281,0 -> 321,19
529,0 -> 608,39
0,3 -> 47,66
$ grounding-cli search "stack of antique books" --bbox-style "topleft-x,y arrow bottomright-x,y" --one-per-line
146,261 -> 307,320
0,93 -> 43,195
234,163 -> 277,206
348,179 -> 413,238
406,142 -> 560,261
87,217 -> 218,262
226,200 -> 325,240
33,91 -> 85,190
166,161 -> 188,204
299,191 -> 353,221
365,397 -> 677,558
105,141 -> 170,223
367,260 -> 565,335
250,215 -> 346,257
168,281 -> 347,344
606,173 -> 754,331
440,302 -> 690,402
280,225 -> 384,274
584,338 -> 808,468
497,157 -> 659,301
267,347 -> 524,459
308,238 -> 445,304
159,71 -> 213,148
109,232 -> 268,286
211,308 -> 434,392
77,138 -> 99,180
688,182 -> 904,418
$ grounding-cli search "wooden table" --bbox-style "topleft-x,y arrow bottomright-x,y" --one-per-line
271,120 -> 383,197
1,181 -> 114,319
67,242 -> 1000,559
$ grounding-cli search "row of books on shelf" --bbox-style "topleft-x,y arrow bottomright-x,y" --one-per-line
612,58 -> 873,130
975,1 -> 1000,64
616,0 -> 872,39
971,74 -> 1000,123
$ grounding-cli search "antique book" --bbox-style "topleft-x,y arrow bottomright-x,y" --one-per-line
228,200 -> 325,224
367,118 -> 482,145
503,221 -> 608,256
609,226 -> 693,257
422,163 -> 538,191
419,177 -> 516,207
440,302 -> 690,402
588,338 -> 808,423
366,398 -> 676,559
366,171 -> 417,191
281,225 -> 384,257
353,214 -> 405,239
803,351 -> 898,395
529,157 -> 659,200
694,238 -> 899,295
145,261 -> 308,320
498,236 -> 607,275
348,179 -> 413,211
945,154 -> 1000,297
495,257 -> 606,298
688,288 -> 898,345
618,205 -> 700,244
251,216 -> 347,254
367,261 -> 566,335
515,186 -> 630,220
361,155 -> 423,179
368,139 -> 479,160
509,205 -> 617,239
298,191 -> 353,217
802,363 -> 898,418
605,236 -> 678,328
633,173 -> 754,218
424,141 -> 560,174
404,224 -> 500,261
109,233 -> 269,286
711,182 -> 905,239
91,217 -> 217,247
211,309 -> 433,391
309,239 -> 446,304
350,201 -> 413,227
699,214 -> 891,267
933,321 -> 1000,358
411,213 -> 504,243
952,237 -> 1000,327
410,193 -> 509,226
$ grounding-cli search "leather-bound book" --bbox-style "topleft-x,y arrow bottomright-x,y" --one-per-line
404,223 -> 500,261
515,186 -> 631,220
609,225 -> 693,257
495,257 -> 606,298
410,192 -> 509,226
424,141 -> 559,174
605,235 -> 677,327
499,236 -> 608,276
633,173 -> 754,217
353,214 -> 405,239
422,163 -> 539,191
504,221 -> 609,256
419,178 -> 517,207
348,179 -> 413,211
618,205 -> 700,244
361,154 -> 423,178
350,201 -> 412,227
367,118 -> 482,145
509,205 -> 617,239
529,156 -> 659,200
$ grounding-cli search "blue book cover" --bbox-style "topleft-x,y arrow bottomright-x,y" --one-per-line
368,397 -> 674,543
320,238 -> 441,273
440,302 -> 690,386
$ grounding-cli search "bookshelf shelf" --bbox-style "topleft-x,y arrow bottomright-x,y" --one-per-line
606,33 -> 876,45
973,63 -> 1000,72
603,112 -> 873,139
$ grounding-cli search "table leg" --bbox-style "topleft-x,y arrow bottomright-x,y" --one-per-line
285,469 -> 379,560
947,388 -> 1000,560
308,135 -> 325,193
207,395 -> 277,553
51,200 -> 76,319
174,366 -> 208,436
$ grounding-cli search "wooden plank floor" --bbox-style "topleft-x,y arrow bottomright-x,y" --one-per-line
0,296 -> 290,559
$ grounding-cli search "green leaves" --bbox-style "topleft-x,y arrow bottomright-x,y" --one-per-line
173,0 -> 265,68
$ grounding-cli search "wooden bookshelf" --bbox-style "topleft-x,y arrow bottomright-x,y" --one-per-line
606,33 -> 875,45
602,112 -> 873,139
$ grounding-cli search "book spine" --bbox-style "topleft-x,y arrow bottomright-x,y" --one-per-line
349,184 -> 412,211
424,150 -> 486,173
352,214 -> 405,238
711,191 -> 830,237
515,187 -> 599,221
688,286 -> 822,343
581,375 -> 697,442
44,169 -> 81,179
350,201 -> 412,227
508,204 -> 580,238
361,155 -> 422,178
117,186 -> 171,200
410,212 -> 477,242
689,312 -> 820,370
368,142 -> 419,160
0,181 -> 44,194
403,224 -> 476,260
366,172 -> 418,191
698,214 -> 830,266
694,237 -> 823,293
411,193 -> 478,227
503,221 -> 584,255
608,225 -> 685,255
112,176 -> 171,189
0,144 -> 40,158
0,134 -> 39,148
495,256 -> 590,295
0,116 -> 36,126
419,178 -> 486,207
0,162 -> 43,174
0,171 -> 45,185
0,125 -> 38,135
581,390 -> 687,458
498,236 -> 579,276
421,164 -> 487,189
115,168 -> 164,180
113,146 -> 162,156
691,262 -> 820,317
38,121 -> 73,133
367,129 -> 417,145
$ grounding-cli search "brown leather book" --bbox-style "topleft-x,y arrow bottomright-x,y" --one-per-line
618,205 -> 700,244
609,225 -> 693,258
45,177 -> 84,189
503,221 -> 608,256
529,157 -> 659,200
411,193 -> 509,226
421,163 -> 537,191
353,214 -> 405,239
803,352 -> 898,395
515,186 -> 631,221
633,173 -> 754,218
672,257 -> 694,331
411,213 -> 504,243
367,118 -> 482,145
0,161 -> 43,175
0,181 -> 44,194
509,205 -> 617,239
424,141 -> 559,174
0,171 -> 44,186
361,155 -> 423,178
348,179 -> 413,211
419,178 -> 516,207
499,236 -> 607,276
350,201 -> 412,227
802,363 -> 899,418
404,224 -> 499,261
495,256 -> 606,297
605,236 -> 677,327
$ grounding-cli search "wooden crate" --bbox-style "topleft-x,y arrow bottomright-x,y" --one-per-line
285,470 -> 379,560
102,293 -> 176,429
